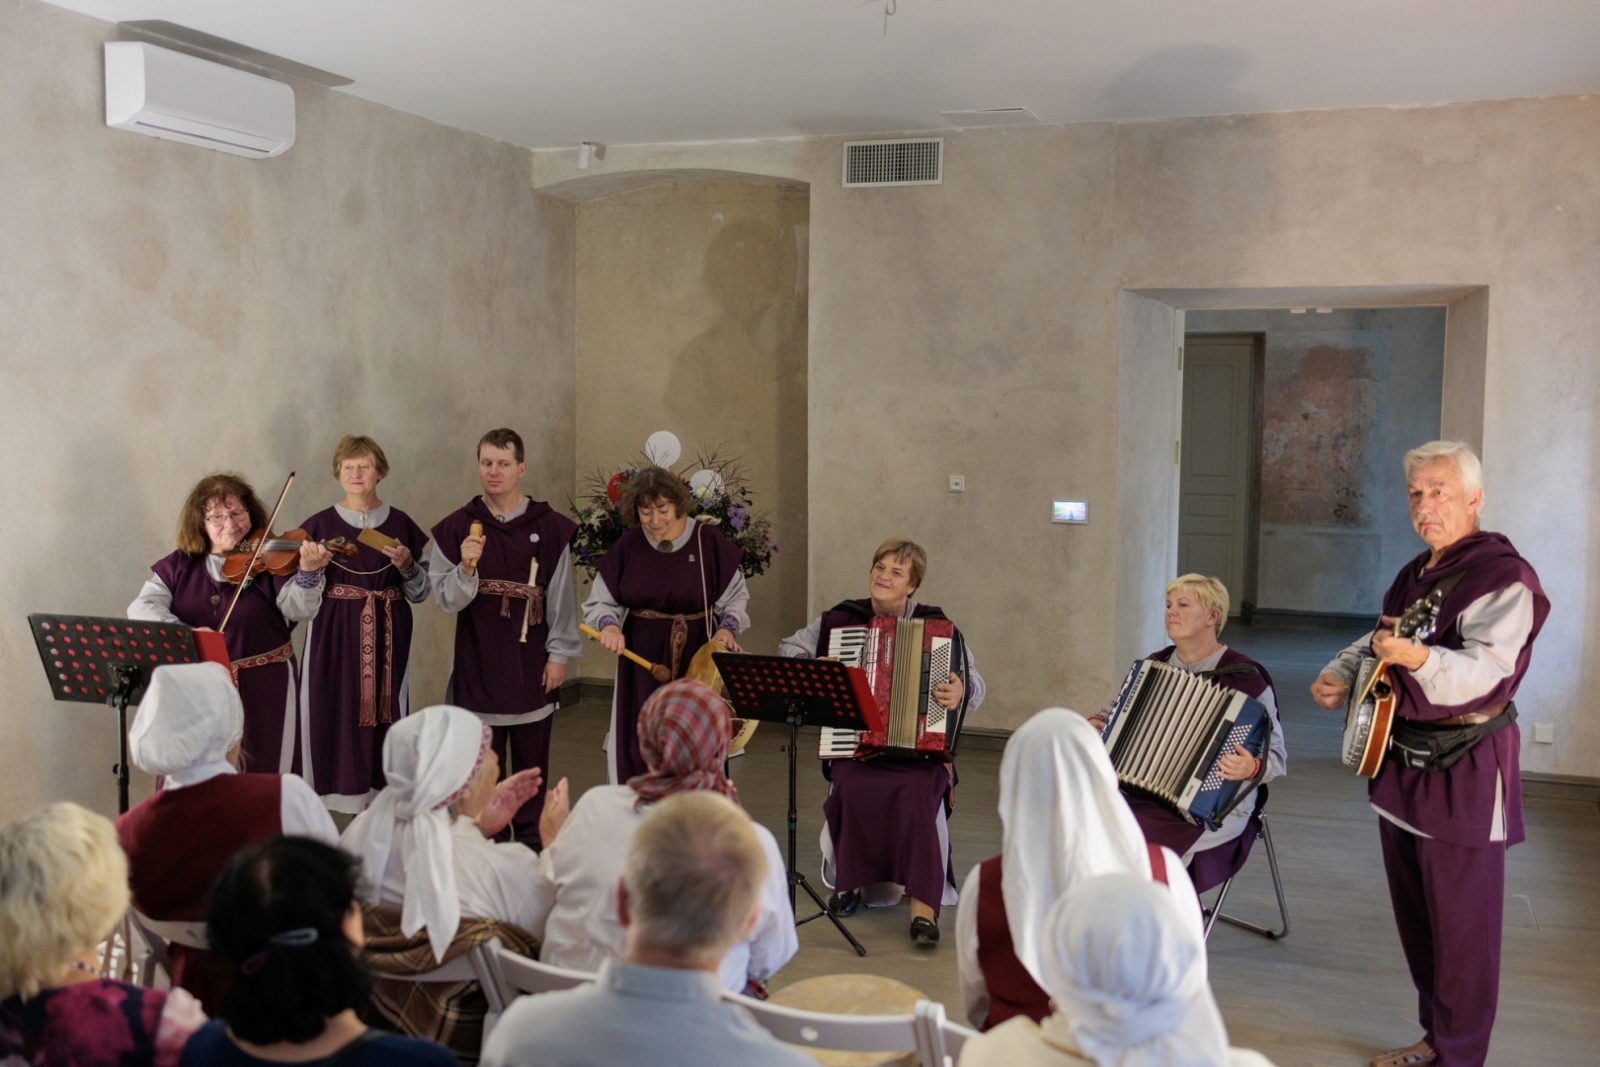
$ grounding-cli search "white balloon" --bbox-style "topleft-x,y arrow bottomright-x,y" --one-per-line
644,431 -> 681,468
689,469 -> 725,497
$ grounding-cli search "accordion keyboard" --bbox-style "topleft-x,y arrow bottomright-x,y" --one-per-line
827,626 -> 868,667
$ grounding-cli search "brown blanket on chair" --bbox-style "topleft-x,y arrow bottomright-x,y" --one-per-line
360,903 -> 539,1065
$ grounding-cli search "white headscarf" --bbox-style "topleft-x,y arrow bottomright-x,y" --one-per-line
127,663 -> 244,776
1040,874 -> 1230,1067
998,709 -> 1151,989
339,706 -> 490,963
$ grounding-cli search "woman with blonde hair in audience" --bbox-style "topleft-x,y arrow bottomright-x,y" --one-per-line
526,679 -> 795,995
956,709 -> 1202,1032
339,705 -> 545,964
117,662 -> 338,1014
958,873 -> 1275,1067
0,802 -> 206,1067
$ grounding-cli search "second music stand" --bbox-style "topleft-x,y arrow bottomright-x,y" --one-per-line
714,653 -> 871,957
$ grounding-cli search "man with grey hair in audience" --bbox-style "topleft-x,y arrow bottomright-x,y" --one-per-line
1311,440 -> 1547,1067
480,791 -> 813,1067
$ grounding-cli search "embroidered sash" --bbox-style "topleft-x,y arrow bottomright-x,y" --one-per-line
327,584 -> 405,726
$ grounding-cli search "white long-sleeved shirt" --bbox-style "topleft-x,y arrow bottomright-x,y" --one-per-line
1321,582 -> 1535,841
579,518 -> 751,638
523,785 -> 796,994
345,813 -> 548,934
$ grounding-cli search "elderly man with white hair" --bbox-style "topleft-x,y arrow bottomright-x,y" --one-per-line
339,704 -> 545,963
115,662 -> 338,1012
958,872 -> 1274,1067
1310,440 -> 1548,1067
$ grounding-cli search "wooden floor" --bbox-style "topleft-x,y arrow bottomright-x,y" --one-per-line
546,621 -> 1600,1066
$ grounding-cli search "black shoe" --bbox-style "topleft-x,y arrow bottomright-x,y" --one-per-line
910,916 -> 940,944
829,889 -> 862,917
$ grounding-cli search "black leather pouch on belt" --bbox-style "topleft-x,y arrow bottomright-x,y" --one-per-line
1390,703 -> 1518,773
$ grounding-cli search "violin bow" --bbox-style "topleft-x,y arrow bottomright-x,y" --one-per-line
219,471 -> 296,634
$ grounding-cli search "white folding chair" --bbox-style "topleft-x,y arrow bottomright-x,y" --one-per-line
723,990 -> 952,1067
938,1014 -> 980,1065
1200,813 -> 1290,941
479,941 -> 596,1040
126,909 -> 208,988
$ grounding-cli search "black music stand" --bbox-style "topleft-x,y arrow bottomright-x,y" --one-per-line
28,615 -> 206,814
714,653 -> 870,957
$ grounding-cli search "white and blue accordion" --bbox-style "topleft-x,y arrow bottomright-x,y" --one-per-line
1101,658 -> 1274,831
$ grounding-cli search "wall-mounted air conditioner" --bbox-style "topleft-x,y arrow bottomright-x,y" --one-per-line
105,41 -> 295,158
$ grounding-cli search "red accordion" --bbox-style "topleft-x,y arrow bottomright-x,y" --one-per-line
818,616 -> 960,760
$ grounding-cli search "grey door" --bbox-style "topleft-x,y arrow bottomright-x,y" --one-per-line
1178,337 -> 1255,611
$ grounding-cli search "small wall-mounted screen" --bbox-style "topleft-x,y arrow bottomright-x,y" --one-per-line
1052,500 -> 1088,524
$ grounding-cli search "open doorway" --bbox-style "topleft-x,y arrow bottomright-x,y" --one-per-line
1181,307 -> 1446,620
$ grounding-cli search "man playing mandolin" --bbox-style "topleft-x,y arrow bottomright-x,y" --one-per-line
1311,441 -> 1548,1067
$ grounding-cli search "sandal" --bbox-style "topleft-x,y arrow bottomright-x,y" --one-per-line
1371,1040 -> 1436,1067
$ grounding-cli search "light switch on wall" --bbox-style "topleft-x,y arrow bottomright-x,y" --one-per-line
1532,723 -> 1555,744
948,475 -> 965,492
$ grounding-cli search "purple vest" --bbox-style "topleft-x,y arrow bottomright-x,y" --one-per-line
150,551 -> 292,659
432,499 -> 577,717
1369,530 -> 1547,847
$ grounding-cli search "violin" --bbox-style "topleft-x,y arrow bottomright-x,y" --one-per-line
221,528 -> 357,584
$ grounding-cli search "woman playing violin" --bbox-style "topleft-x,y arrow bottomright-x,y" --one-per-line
128,472 -> 320,774
280,436 -> 431,815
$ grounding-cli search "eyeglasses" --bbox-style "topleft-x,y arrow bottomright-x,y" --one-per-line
203,508 -> 251,526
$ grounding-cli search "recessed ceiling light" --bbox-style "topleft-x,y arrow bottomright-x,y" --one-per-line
938,107 -> 1041,128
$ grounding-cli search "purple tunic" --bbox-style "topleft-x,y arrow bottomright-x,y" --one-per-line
815,600 -> 957,916
598,524 -> 742,782
432,499 -> 578,719
150,551 -> 297,774
1369,531 -> 1548,847
298,506 -> 429,802
1124,646 -> 1275,857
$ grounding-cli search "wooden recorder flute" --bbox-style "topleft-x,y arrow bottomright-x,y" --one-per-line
579,622 -> 672,683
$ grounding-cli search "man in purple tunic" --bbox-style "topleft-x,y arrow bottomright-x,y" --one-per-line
130,472 -> 315,775
779,537 -> 984,945
582,466 -> 748,784
1313,441 -> 1548,1067
280,436 -> 431,814
428,428 -> 580,846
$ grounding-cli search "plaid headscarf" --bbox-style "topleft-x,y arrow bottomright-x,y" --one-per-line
627,679 -> 739,811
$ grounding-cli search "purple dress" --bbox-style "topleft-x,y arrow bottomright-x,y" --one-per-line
433,498 -> 577,844
814,600 -> 960,917
150,551 -> 297,774
597,524 -> 742,783
297,506 -> 430,809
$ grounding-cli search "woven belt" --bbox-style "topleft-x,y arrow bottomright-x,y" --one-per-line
327,584 -> 405,726
478,580 -> 544,625
630,609 -> 706,678
228,641 -> 294,687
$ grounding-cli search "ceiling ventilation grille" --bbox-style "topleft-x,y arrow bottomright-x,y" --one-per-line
843,139 -> 943,187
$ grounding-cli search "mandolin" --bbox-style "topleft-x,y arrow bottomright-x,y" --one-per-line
1341,589 -> 1450,778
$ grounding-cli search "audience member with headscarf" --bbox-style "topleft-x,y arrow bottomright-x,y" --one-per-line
115,663 -> 338,1012
525,679 -> 796,994
0,802 -> 206,1067
181,836 -> 457,1067
956,709 -> 1204,1031
958,873 -> 1275,1067
339,706 -> 546,963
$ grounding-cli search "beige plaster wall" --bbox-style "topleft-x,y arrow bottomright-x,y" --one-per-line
0,0 -> 575,822
533,95 -> 1600,777
568,181 -> 809,677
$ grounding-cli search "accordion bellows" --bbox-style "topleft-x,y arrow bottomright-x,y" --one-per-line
1102,658 -> 1273,831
